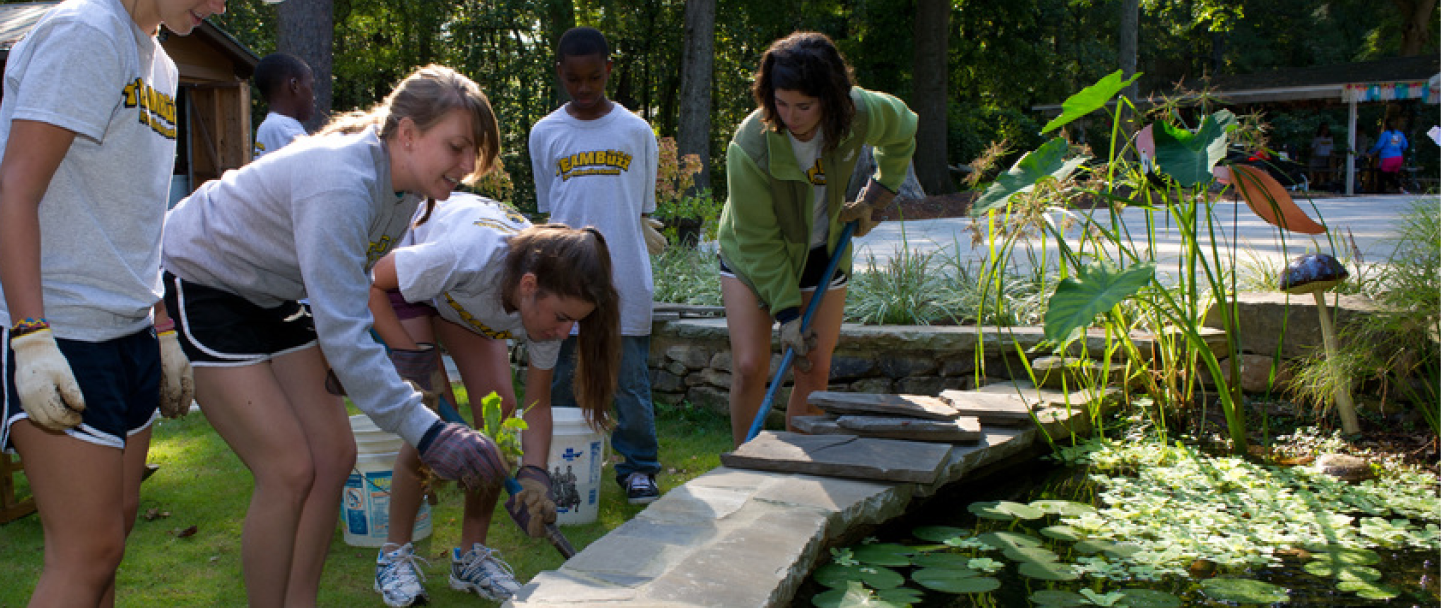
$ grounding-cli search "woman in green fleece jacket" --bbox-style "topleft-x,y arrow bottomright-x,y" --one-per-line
717,31 -> 918,446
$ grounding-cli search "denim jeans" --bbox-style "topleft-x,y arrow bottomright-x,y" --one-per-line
550,335 -> 660,482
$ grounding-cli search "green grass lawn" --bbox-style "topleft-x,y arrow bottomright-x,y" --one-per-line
0,393 -> 732,607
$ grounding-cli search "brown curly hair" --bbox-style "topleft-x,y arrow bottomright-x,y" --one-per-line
751,32 -> 855,154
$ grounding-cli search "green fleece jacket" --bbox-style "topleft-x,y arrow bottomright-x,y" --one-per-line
718,86 -> 918,316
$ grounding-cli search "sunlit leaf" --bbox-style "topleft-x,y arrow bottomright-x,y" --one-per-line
971,138 -> 1088,215
1199,578 -> 1290,603
1337,580 -> 1401,600
968,501 -> 1015,521
1302,545 -> 1381,566
1116,588 -> 1184,607
811,581 -> 907,608
1044,261 -> 1155,344
813,563 -> 905,590
1003,546 -> 1061,563
1018,560 -> 1079,581
1152,110 -> 1236,187
1303,561 -> 1381,581
975,531 -> 1044,549
912,569 -> 1001,594
1041,69 -> 1143,134
1030,500 -> 1097,517
1040,525 -> 1083,542
996,500 -> 1046,520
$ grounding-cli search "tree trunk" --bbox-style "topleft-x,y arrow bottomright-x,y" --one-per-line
544,0 -> 576,109
278,0 -> 333,132
678,0 -> 716,193
1394,0 -> 1438,56
1119,0 -> 1138,100
911,0 -> 950,195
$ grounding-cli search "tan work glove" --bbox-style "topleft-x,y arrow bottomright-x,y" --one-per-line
641,217 -> 667,255
10,329 -> 86,430
838,178 -> 897,237
157,329 -> 194,419
777,313 -> 818,373
505,465 -> 558,537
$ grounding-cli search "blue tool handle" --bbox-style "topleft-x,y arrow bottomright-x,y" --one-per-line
745,221 -> 857,443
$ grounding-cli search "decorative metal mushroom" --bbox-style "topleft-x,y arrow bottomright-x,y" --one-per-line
1278,252 -> 1359,434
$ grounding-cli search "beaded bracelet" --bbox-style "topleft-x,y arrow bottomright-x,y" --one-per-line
10,317 -> 49,338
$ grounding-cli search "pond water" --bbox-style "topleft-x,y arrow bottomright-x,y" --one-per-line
797,455 -> 1440,607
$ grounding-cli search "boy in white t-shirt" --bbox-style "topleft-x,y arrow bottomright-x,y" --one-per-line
251,52 -> 314,159
529,27 -> 665,505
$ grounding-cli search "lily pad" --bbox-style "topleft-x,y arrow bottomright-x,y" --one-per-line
1028,589 -> 1087,607
1337,580 -> 1401,600
1018,560 -> 1079,581
811,581 -> 908,608
1303,561 -> 1382,582
1040,525 -> 1083,542
813,563 -> 906,590
1030,499 -> 1096,517
1114,589 -> 1184,607
912,569 -> 1000,594
1303,545 -> 1381,566
910,553 -> 974,569
975,530 -> 1043,549
912,525 -> 970,543
1072,539 -> 1112,554
996,500 -> 1046,520
851,543 -> 914,567
967,501 -> 1016,521
1199,578 -> 1290,604
1003,545 -> 1060,564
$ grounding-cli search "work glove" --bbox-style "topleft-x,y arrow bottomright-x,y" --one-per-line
505,465 -> 558,537
641,217 -> 668,255
389,343 -> 444,393
777,312 -> 818,373
838,178 -> 897,237
416,421 -> 510,493
10,329 -> 85,430
156,329 -> 194,419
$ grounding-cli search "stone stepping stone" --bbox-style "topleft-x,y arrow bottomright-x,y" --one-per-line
790,415 -> 848,435
808,391 -> 959,421
835,415 -> 982,443
937,390 -> 1038,426
721,431 -> 951,484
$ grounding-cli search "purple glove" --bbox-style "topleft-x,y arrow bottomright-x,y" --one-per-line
417,422 -> 508,492
505,465 -> 558,537
389,343 -> 443,392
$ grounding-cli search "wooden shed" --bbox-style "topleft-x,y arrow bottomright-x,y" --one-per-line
0,1 -> 260,204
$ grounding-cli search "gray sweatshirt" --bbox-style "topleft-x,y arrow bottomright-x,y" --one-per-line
162,127 -> 439,446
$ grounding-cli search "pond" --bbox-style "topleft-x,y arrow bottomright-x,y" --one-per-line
797,441 -> 1440,607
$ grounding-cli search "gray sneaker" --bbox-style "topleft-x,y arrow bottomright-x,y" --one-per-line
450,543 -> 522,601
623,472 -> 661,505
375,542 -> 429,607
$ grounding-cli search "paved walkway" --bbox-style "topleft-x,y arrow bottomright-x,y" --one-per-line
853,194 -> 1425,281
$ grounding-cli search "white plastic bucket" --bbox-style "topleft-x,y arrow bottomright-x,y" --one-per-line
547,407 -> 607,525
341,416 -> 432,547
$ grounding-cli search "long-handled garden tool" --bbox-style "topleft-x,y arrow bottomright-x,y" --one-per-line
744,221 -> 857,443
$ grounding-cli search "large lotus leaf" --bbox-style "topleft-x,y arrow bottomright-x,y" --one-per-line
968,501 -> 1016,521
976,530 -> 1044,549
910,553 -> 975,569
811,581 -> 908,608
1214,164 -> 1326,234
1030,500 -> 1096,517
971,137 -> 1088,215
1003,545 -> 1061,563
1198,578 -> 1290,604
813,563 -> 906,590
1018,560 -> 1079,581
1303,561 -> 1382,582
1116,589 -> 1183,608
1072,539 -> 1114,554
851,543 -> 915,567
912,526 -> 970,543
1040,525 -> 1083,542
1337,580 -> 1401,600
1303,545 -> 1381,566
1044,261 -> 1155,344
1041,70 -> 1143,134
874,587 -> 925,604
996,500 -> 1046,520
1152,110 -> 1236,187
1028,589 -> 1088,607
912,569 -> 1001,594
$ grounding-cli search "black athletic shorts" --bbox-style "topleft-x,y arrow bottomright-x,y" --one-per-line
163,271 -> 318,367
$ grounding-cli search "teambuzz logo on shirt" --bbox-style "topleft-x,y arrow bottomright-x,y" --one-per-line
122,77 -> 177,140
365,235 -> 395,266
804,158 -> 826,186
443,294 -> 514,340
554,149 -> 633,181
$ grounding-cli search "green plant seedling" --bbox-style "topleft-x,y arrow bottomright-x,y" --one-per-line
812,563 -> 905,590
810,581 -> 907,608
476,391 -> 527,462
1018,560 -> 1080,581
966,557 -> 1005,573
851,543 -> 915,567
911,568 -> 1000,594
1198,578 -> 1290,604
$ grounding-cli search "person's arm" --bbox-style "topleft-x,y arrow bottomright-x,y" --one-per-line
367,253 -> 421,350
0,120 -> 74,322
857,88 -> 920,193
520,364 -> 554,470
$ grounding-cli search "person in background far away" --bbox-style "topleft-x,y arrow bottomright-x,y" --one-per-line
1367,118 -> 1410,194
1308,122 -> 1334,189
252,52 -> 315,159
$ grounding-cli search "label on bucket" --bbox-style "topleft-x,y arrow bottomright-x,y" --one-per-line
549,437 -> 605,525
341,467 -> 431,546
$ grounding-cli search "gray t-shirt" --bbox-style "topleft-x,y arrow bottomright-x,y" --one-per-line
529,103 -> 657,336
392,194 -> 562,370
0,0 -> 178,340
163,128 -> 438,446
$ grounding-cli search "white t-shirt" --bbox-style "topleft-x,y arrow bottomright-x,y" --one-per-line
391,194 -> 563,370
0,0 -> 178,340
788,132 -> 828,248
529,103 -> 658,336
253,112 -> 307,159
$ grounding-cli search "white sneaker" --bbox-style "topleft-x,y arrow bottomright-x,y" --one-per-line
375,542 -> 429,607
450,543 -> 522,601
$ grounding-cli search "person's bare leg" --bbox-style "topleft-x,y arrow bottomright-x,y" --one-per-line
722,276 -> 779,447
97,425 -> 152,608
11,423 -> 130,608
194,363 -> 316,608
787,286 -> 847,429
274,346 -> 355,607
439,324 -> 512,546
385,316 -> 442,548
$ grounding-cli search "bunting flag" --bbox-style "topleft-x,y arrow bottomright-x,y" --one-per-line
1343,80 -> 1439,104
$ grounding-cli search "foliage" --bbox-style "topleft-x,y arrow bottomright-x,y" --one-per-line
651,136 -> 720,244
648,245 -> 722,306
473,390 -> 527,463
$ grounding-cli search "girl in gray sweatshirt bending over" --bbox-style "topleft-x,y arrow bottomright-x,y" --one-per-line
161,64 -> 507,607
